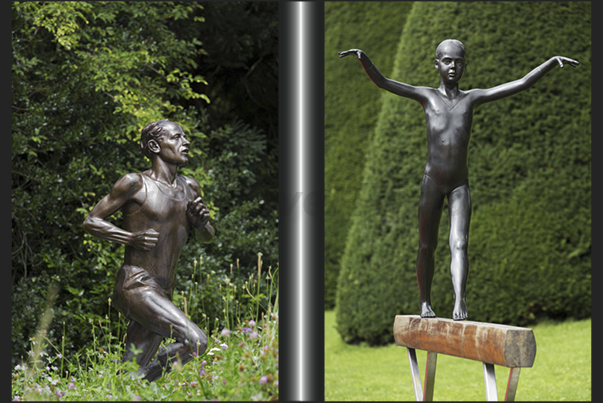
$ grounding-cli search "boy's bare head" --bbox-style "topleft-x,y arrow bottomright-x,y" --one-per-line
435,39 -> 467,83
435,39 -> 466,60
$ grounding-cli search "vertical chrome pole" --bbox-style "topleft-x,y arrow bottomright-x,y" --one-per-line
279,2 -> 324,401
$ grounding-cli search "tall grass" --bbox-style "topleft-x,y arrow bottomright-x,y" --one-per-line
11,254 -> 279,401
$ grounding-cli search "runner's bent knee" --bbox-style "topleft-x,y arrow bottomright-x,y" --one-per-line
178,323 -> 207,355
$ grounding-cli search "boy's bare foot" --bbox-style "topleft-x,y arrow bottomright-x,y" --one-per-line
452,297 -> 468,320
421,302 -> 436,318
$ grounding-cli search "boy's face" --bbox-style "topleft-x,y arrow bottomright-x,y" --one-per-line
435,44 -> 466,84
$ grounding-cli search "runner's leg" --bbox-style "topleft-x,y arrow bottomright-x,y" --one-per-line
121,319 -> 163,368
126,289 -> 207,381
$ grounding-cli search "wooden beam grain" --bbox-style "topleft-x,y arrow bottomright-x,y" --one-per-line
393,315 -> 536,368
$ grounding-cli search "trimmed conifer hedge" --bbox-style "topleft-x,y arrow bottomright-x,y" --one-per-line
335,1 -> 591,345
324,1 -> 414,309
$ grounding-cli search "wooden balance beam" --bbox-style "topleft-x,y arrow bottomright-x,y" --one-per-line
393,315 -> 536,401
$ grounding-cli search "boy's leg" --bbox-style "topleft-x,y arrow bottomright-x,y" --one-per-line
448,183 -> 471,320
416,175 -> 445,318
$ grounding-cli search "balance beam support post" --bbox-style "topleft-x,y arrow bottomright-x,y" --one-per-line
407,348 -> 423,401
424,351 -> 437,401
484,363 -> 498,401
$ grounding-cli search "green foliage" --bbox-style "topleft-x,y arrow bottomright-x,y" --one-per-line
12,1 -> 278,368
12,1 -> 208,366
336,1 -> 591,344
176,119 -> 279,302
194,2 -> 279,214
324,1 -> 414,309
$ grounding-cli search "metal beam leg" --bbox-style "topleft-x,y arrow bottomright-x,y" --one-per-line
504,367 -> 521,401
483,363 -> 498,401
423,352 -> 437,401
407,348 -> 424,401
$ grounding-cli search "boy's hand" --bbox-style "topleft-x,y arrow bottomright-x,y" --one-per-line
339,49 -> 363,59
554,56 -> 579,68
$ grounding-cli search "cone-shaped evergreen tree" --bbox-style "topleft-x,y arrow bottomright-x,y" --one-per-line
335,1 -> 591,345
324,2 -> 414,309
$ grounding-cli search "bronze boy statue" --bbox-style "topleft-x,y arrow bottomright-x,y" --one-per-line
340,39 -> 578,320
83,119 -> 215,380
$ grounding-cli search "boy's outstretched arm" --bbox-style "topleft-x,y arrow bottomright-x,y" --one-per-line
472,56 -> 579,106
339,49 -> 427,103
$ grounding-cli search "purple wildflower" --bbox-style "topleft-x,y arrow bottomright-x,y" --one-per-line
249,331 -> 259,340
221,328 -> 230,337
259,376 -> 268,384
221,343 -> 228,350
249,320 -> 256,327
68,382 -> 75,390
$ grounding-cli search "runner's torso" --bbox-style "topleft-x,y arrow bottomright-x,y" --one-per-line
122,172 -> 193,291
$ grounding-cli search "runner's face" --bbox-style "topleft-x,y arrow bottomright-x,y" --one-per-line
436,44 -> 466,84
156,122 -> 190,165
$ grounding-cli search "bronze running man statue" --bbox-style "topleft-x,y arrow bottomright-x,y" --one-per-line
84,119 -> 215,380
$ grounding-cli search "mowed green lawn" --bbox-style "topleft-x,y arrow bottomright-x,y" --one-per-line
325,310 -> 591,401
